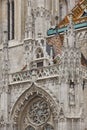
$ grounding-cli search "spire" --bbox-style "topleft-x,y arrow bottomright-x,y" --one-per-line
62,13 -> 81,84
63,31 -> 68,48
33,0 -> 51,38
50,46 -> 53,65
28,0 -> 32,17
25,0 -> 34,39
67,13 -> 76,48
28,0 -> 31,6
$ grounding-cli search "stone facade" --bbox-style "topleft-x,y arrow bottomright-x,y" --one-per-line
0,0 -> 87,130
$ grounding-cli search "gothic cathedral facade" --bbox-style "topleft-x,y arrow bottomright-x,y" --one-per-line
0,0 -> 87,130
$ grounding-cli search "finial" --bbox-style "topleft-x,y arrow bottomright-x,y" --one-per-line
3,31 -> 8,42
50,46 -> 53,65
28,0 -> 31,6
25,0 -> 33,39
67,12 -> 75,48
27,0 -> 32,17
64,31 -> 68,48
50,46 -> 53,58
68,12 -> 73,25
3,31 -> 8,48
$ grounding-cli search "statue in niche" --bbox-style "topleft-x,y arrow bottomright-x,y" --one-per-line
69,80 -> 75,106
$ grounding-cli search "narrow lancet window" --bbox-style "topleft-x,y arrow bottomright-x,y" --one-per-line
8,0 -> 10,40
7,0 -> 14,40
12,0 -> 14,39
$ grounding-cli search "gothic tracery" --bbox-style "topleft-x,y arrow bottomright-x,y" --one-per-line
0,0 -> 87,130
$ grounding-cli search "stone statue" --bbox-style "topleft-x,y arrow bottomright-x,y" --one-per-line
69,81 -> 75,106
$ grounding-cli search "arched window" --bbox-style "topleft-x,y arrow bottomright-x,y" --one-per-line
7,0 -> 14,40
36,48 -> 44,58
12,0 -> 14,39
8,0 -> 10,40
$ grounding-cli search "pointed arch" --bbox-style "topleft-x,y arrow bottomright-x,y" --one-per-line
11,83 -> 59,129
36,47 -> 44,58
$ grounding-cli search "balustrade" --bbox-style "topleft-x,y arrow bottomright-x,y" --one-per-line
9,65 -> 87,84
9,65 -> 59,84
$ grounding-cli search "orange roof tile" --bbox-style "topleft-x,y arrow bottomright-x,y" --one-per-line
47,35 -> 63,55
58,0 -> 87,28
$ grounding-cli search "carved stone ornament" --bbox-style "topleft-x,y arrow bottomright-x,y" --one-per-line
11,84 -> 58,125
29,98 -> 50,125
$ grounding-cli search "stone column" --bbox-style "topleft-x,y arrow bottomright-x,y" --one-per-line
0,30 -> 10,130
54,119 -> 58,130
4,123 -> 10,130
71,119 -> 73,130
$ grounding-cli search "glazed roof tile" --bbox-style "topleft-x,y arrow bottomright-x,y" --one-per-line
58,0 -> 87,28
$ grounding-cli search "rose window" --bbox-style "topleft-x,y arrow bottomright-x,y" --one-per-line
29,99 -> 50,125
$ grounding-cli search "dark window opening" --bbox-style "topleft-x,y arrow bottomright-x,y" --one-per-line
12,0 -> 14,39
8,1 -> 10,40
7,0 -> 14,40
37,62 -> 43,67
36,49 -> 44,58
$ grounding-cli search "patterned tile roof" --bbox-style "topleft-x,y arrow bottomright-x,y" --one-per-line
58,0 -> 87,28
47,35 -> 63,55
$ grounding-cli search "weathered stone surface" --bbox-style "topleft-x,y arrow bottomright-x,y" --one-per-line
0,0 -> 87,130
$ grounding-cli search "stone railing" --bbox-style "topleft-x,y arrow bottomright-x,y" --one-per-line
37,65 -> 59,79
9,70 -> 32,84
9,64 -> 59,84
9,64 -> 87,84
